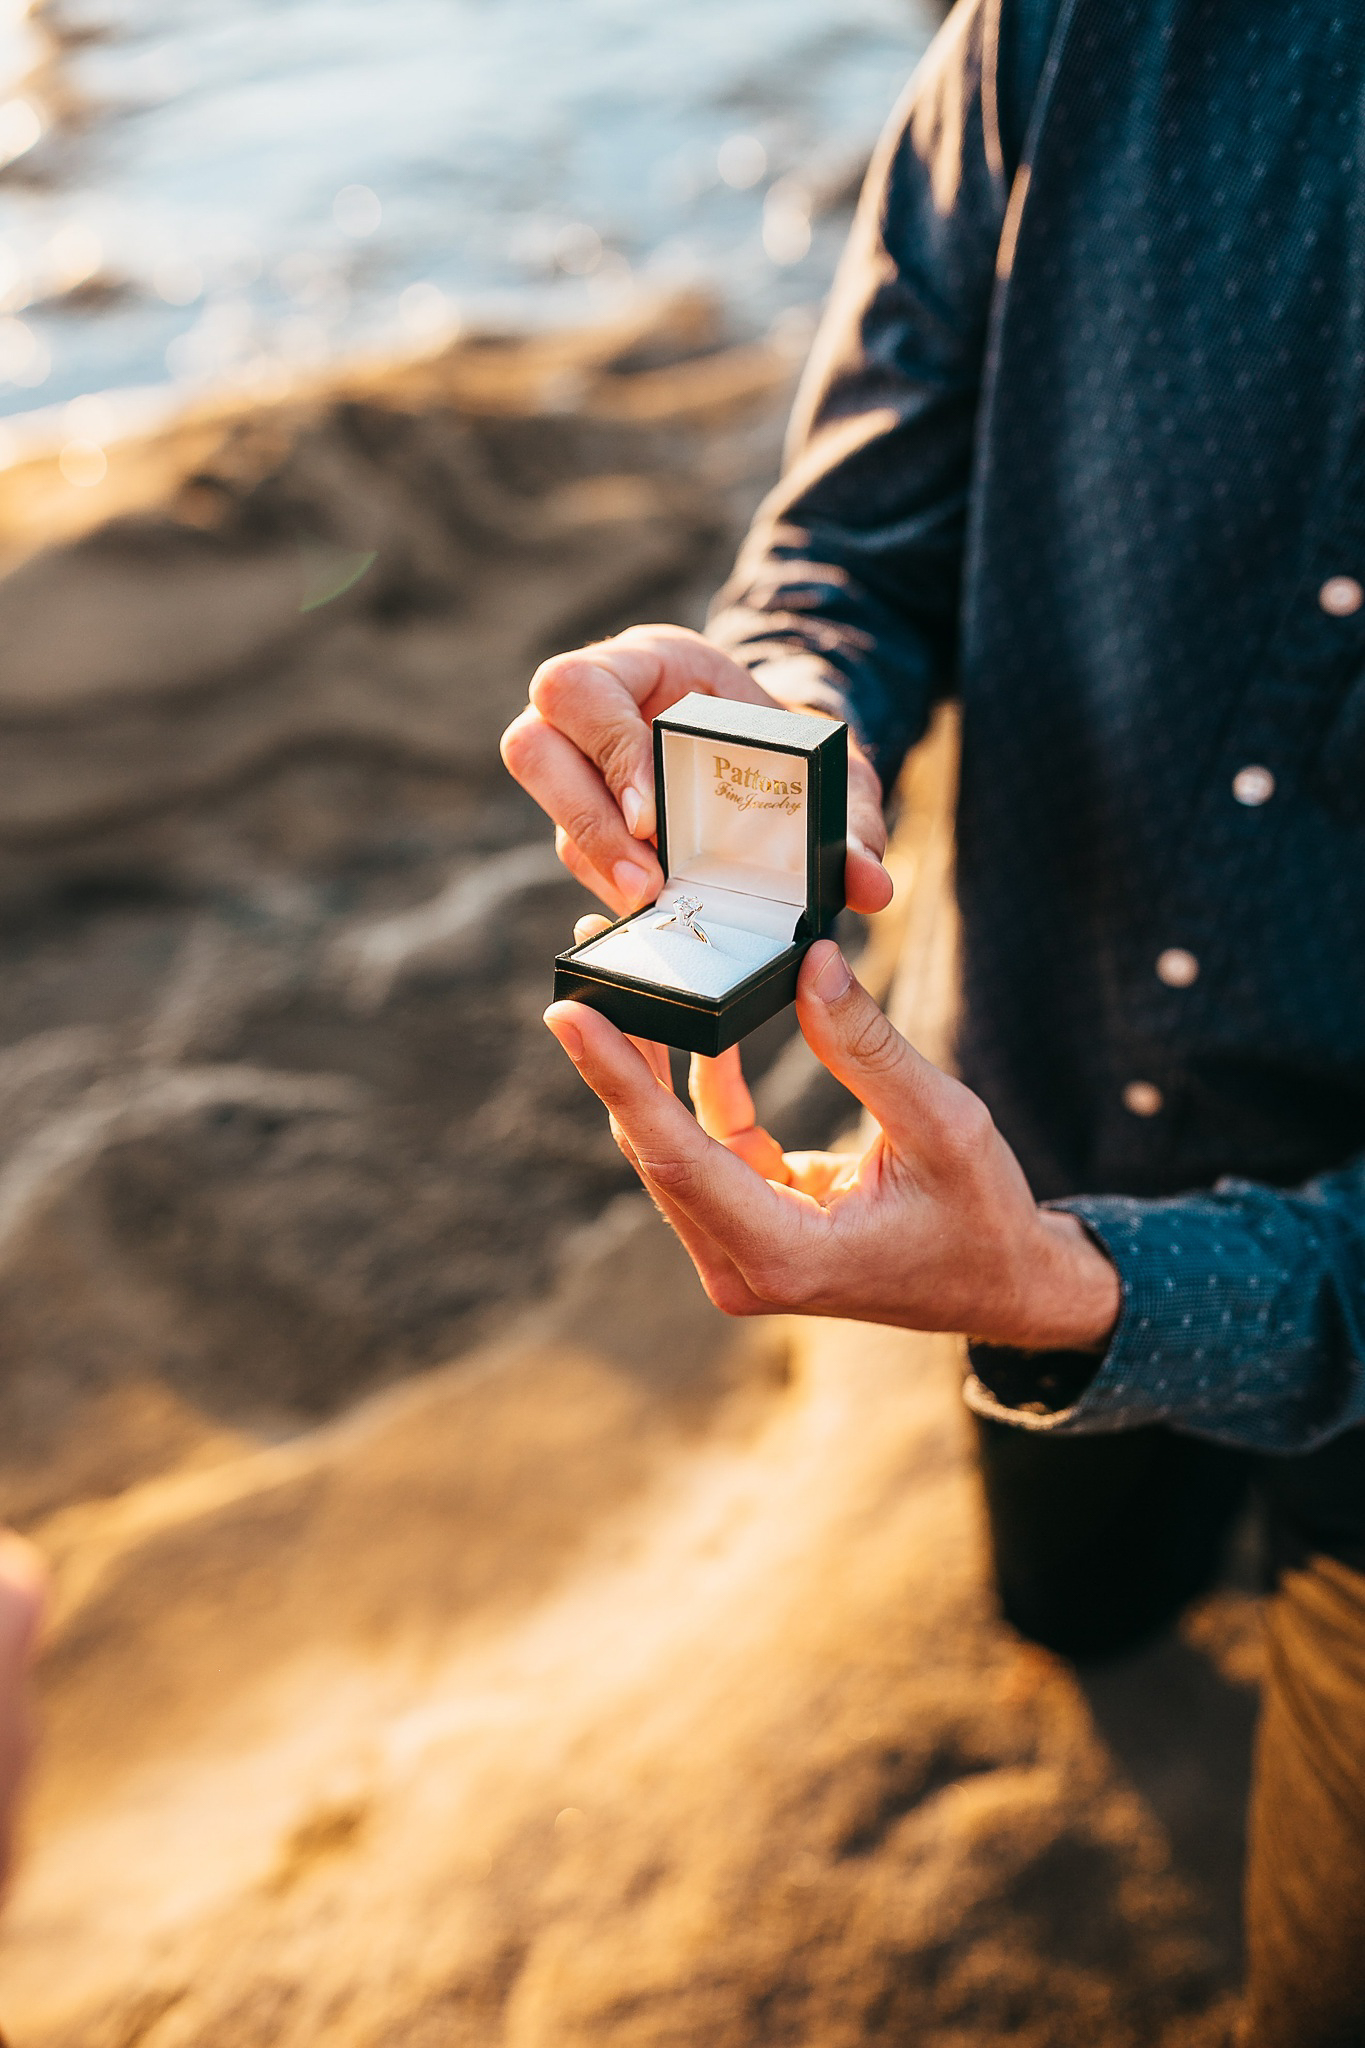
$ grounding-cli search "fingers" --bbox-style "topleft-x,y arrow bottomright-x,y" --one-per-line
570,914 -> 672,1084
565,938 -> 775,1210
627,1034 -> 673,1090
688,1046 -> 756,1137
544,1000 -> 810,1283
606,1110 -> 769,1315
508,624 -> 895,920
845,742 -> 893,915
722,1126 -> 794,1180
502,708 -> 662,911
556,831 -> 629,912
846,837 -> 894,915
603,624 -> 776,713
796,941 -> 990,1162
689,1048 -> 790,1182
780,1149 -> 860,1202
529,652 -> 659,840
528,626 -> 770,841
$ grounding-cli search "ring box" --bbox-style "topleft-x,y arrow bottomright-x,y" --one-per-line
553,693 -> 847,1054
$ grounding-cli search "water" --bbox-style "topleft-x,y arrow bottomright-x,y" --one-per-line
0,0 -> 935,440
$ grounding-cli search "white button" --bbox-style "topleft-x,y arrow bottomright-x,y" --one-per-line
1156,947 -> 1199,987
1232,764 -> 1276,806
1122,1080 -> 1164,1118
1319,575 -> 1364,617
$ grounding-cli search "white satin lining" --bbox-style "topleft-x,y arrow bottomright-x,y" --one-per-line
576,879 -> 795,999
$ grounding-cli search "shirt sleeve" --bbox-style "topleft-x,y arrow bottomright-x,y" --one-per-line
965,1157 -> 1365,1454
706,0 -> 1012,791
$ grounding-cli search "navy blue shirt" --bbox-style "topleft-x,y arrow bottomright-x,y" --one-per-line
708,0 -> 1365,1546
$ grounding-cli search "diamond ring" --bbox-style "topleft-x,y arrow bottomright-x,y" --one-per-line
655,893 -> 712,945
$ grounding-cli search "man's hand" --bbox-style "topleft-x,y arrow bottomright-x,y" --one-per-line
544,939 -> 1120,1353
500,623 -> 893,917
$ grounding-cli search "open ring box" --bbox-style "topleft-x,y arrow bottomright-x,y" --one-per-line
553,693 -> 847,1054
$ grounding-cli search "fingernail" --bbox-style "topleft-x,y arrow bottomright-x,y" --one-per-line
621,785 -> 647,836
613,858 -> 650,906
544,1008 -> 584,1061
849,832 -> 886,868
810,945 -> 852,1004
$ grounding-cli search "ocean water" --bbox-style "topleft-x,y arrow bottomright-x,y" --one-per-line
0,0 -> 937,438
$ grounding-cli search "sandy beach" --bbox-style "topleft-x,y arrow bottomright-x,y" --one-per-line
0,295 -> 1261,2043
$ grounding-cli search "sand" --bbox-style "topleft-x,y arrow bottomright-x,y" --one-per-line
0,303 -> 1257,2043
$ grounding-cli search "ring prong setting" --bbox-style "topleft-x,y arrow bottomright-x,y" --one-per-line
655,894 -> 712,945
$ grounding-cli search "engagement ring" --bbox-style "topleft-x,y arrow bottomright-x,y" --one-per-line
655,894 -> 712,945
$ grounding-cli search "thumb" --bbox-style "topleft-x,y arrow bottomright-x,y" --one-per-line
795,941 -> 968,1153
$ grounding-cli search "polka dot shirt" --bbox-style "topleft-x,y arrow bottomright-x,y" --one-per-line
710,0 -> 1365,1501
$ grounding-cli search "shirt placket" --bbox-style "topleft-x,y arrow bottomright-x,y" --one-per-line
1094,449 -> 1365,1184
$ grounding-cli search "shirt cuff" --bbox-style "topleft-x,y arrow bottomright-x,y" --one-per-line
964,1195 -> 1277,1437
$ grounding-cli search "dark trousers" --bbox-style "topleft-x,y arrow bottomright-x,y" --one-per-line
976,1419 -> 1365,2048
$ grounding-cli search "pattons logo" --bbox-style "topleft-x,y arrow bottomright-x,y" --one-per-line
712,754 -> 803,816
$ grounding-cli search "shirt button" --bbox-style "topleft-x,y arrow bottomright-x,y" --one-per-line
1319,575 -> 1364,617
1122,1080 -> 1164,1118
1232,764 -> 1276,806
1155,947 -> 1199,987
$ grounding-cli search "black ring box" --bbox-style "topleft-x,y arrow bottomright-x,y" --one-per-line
553,693 -> 847,1054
